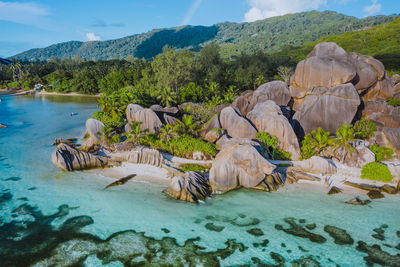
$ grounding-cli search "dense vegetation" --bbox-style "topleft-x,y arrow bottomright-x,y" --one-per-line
361,162 -> 393,182
11,11 -> 397,61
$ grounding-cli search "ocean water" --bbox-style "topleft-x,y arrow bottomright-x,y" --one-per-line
0,95 -> 399,266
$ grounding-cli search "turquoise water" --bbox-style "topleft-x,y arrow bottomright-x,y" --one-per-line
1,95 -> 400,266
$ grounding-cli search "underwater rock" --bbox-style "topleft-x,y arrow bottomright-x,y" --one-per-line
0,123 -> 7,128
52,143 -> 108,171
381,184 -> 398,194
324,225 -> 354,245
367,190 -> 385,199
205,223 -> 224,232
356,241 -> 400,267
345,197 -> 371,205
372,225 -> 388,241
164,171 -> 212,203
275,218 -> 326,244
247,228 -> 264,237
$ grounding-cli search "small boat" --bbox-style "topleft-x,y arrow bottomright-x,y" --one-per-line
70,112 -> 78,116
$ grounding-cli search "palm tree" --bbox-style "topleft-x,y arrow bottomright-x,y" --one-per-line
175,115 -> 201,136
123,121 -> 147,145
157,87 -> 177,107
311,127 -> 333,154
333,123 -> 356,162
159,124 -> 178,141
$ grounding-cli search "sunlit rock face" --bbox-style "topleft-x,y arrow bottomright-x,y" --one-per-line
219,106 -> 257,139
247,100 -> 300,160
126,103 -> 162,134
52,143 -> 108,171
209,143 -> 276,193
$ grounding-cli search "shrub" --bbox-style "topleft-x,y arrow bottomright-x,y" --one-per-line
361,162 -> 393,182
180,164 -> 209,172
354,119 -> 376,140
368,144 -> 394,161
256,132 -> 291,160
141,134 -> 217,159
387,97 -> 400,107
332,123 -> 356,161
301,127 -> 332,159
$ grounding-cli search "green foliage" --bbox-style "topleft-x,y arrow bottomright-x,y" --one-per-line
183,104 -> 216,124
256,132 -> 291,160
180,164 -> 209,173
99,71 -> 126,94
141,134 -> 217,159
332,124 -> 356,160
158,124 -> 179,142
387,97 -> 400,107
123,121 -> 148,145
157,87 -> 177,107
301,128 -> 332,159
354,119 -> 376,140
368,144 -> 394,162
361,162 -> 393,182
175,115 -> 202,136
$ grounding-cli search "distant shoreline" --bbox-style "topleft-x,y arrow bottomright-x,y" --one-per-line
0,89 -> 100,98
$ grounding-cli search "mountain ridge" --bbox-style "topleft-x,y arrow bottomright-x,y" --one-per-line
12,10 -> 398,61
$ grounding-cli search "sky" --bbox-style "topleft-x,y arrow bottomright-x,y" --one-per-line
0,0 -> 398,57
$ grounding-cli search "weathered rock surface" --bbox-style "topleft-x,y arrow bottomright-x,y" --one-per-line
247,101 -> 300,160
150,104 -> 179,115
248,81 -> 291,111
232,90 -> 254,115
110,147 -> 163,167
361,101 -> 400,128
367,190 -> 385,199
392,74 -> 400,84
81,119 -> 105,152
215,136 -> 262,152
345,197 -> 371,205
209,144 -> 276,193
381,128 -> 400,154
52,143 -> 108,171
328,186 -> 342,195
219,107 -> 257,139
292,84 -> 360,135
201,114 -> 221,137
290,42 -> 393,103
126,104 -> 162,134
293,156 -> 337,175
204,129 -> 223,143
164,171 -> 212,203
326,144 -> 375,168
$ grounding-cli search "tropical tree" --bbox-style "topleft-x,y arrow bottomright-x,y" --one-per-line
301,127 -> 333,159
123,121 -> 148,145
175,115 -> 202,136
157,87 -> 177,107
277,66 -> 293,84
333,123 -> 356,161
159,123 -> 178,141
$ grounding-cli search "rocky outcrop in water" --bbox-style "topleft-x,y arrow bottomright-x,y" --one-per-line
247,100 -> 300,160
52,143 -> 108,171
164,171 -> 212,203
209,143 -> 276,193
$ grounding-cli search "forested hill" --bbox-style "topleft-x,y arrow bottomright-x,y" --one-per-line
12,11 -> 398,61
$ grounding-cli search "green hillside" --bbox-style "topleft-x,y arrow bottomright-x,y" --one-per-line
273,17 -> 400,72
12,11 -> 397,61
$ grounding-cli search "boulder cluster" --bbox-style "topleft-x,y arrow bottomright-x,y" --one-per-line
52,42 -> 400,203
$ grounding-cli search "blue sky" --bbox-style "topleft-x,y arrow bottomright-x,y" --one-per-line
0,0 -> 398,57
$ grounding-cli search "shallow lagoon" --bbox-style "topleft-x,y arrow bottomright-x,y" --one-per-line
1,95 -> 399,266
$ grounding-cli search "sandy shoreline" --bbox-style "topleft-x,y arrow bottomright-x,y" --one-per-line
89,158 -> 400,199
37,90 -> 101,97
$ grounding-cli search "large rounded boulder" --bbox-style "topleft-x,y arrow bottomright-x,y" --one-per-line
292,83 -> 360,136
247,101 -> 300,160
249,81 -> 291,110
81,118 -> 105,152
290,42 -> 393,103
232,90 -> 254,115
52,143 -> 108,171
126,104 -> 163,134
219,107 -> 257,139
209,143 -> 276,193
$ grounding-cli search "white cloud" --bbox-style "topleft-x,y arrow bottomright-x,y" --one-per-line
363,0 -> 381,17
0,1 -> 48,25
86,32 -> 101,41
244,0 -> 327,22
